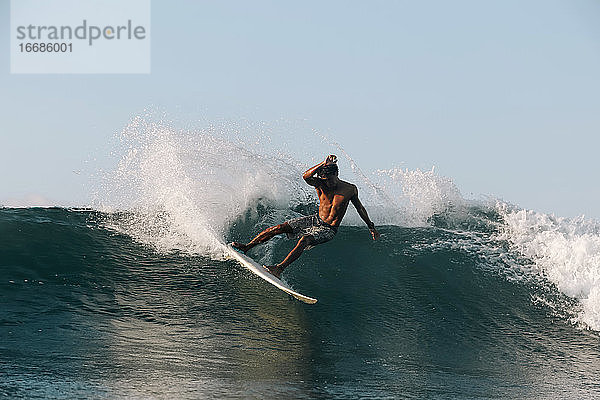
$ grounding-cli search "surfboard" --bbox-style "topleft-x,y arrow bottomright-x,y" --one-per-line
225,244 -> 317,304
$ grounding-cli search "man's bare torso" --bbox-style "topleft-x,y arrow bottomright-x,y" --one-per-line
316,179 -> 357,227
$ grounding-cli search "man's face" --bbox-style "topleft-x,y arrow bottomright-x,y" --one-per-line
323,173 -> 337,188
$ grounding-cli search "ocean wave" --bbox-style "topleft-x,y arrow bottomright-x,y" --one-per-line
83,114 -> 600,331
498,205 -> 600,330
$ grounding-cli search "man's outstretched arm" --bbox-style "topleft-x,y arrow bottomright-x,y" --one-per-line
351,191 -> 380,240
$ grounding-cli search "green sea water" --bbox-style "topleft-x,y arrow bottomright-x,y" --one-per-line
2,207 -> 599,399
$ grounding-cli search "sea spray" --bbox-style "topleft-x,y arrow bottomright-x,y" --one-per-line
373,166 -> 465,227
95,115 -> 320,256
95,114 -> 466,255
498,205 -> 600,330
314,131 -> 466,227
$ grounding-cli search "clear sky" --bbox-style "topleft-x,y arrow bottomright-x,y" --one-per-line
1,0 -> 599,218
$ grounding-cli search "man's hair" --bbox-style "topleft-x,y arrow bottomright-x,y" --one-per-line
319,163 -> 338,177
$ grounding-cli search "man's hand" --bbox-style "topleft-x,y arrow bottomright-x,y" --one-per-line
370,227 -> 381,240
325,154 -> 337,164
304,158 -> 331,187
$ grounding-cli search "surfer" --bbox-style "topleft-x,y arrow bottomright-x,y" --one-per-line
232,154 -> 380,278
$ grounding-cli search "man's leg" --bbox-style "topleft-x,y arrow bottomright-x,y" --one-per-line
265,235 -> 314,278
232,222 -> 292,253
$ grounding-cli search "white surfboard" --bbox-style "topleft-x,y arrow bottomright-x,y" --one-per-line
225,244 -> 317,304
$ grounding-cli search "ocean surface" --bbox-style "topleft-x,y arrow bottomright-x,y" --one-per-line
2,118 -> 600,398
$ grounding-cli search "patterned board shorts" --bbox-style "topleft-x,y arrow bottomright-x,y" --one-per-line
285,213 -> 337,247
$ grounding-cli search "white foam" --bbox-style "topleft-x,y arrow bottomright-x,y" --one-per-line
317,134 -> 466,227
498,204 -> 600,330
371,166 -> 465,227
95,113 -> 472,264
95,116 -> 313,256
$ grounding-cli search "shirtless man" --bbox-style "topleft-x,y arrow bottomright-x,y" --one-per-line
232,155 -> 380,278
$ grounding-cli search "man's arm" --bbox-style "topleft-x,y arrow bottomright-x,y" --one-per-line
303,155 -> 336,187
350,189 -> 380,240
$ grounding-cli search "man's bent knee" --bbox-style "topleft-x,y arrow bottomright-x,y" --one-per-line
280,222 -> 293,233
266,223 -> 290,235
298,235 -> 315,247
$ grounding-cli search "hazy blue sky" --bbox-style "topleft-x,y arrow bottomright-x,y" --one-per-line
1,1 -> 599,217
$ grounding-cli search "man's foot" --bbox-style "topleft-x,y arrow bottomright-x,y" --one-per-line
230,242 -> 249,253
263,264 -> 284,279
